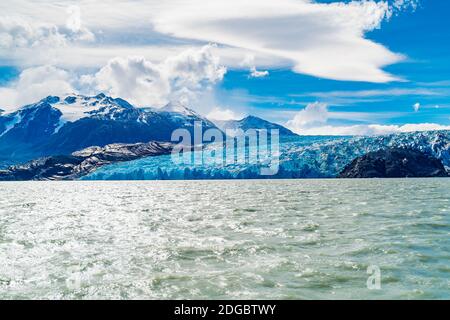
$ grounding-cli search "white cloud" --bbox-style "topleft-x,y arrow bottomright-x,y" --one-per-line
0,45 -> 226,112
0,65 -> 75,112
66,6 -> 82,33
413,102 -> 420,112
80,56 -> 170,107
287,102 -> 329,129
241,54 -> 269,78
303,88 -> 442,99
207,107 -> 242,121
0,0 -> 418,82
82,45 -> 226,107
287,100 -> 450,136
392,0 -> 419,11
250,67 -> 269,79
0,17 -> 66,49
293,123 -> 450,136
0,14 -> 94,50
151,0 -> 405,82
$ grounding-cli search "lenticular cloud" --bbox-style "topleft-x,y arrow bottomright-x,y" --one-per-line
150,0 -> 405,83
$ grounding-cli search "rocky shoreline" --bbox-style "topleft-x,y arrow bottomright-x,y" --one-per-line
0,141 -> 173,181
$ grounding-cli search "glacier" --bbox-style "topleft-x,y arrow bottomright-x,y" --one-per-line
82,130 -> 450,180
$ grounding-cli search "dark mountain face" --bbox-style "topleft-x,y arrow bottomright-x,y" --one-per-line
339,148 -> 449,178
0,102 -> 62,144
0,95 -> 219,166
215,115 -> 298,137
0,141 -> 173,181
39,117 -> 177,155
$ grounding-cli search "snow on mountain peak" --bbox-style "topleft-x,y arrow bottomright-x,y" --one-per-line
9,95 -> 209,126
161,102 -> 199,117
38,93 -> 133,123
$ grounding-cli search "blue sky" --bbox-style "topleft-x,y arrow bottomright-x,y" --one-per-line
216,1 -> 450,131
1,0 -> 449,135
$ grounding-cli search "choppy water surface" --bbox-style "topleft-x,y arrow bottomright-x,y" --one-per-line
0,179 -> 449,300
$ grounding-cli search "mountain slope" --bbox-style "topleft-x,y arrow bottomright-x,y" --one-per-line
215,116 -> 298,137
0,94 -> 218,166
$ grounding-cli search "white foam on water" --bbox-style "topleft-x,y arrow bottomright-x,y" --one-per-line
0,179 -> 449,299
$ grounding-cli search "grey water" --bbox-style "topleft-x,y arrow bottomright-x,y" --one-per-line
0,179 -> 449,300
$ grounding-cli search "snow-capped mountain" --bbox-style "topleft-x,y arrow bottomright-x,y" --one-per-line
0,94 -> 219,166
160,102 -> 200,116
215,115 -> 298,137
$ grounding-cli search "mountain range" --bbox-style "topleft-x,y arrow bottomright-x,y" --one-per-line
3,93 -> 449,181
0,94 -> 296,167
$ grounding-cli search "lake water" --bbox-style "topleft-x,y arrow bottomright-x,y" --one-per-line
0,179 -> 449,300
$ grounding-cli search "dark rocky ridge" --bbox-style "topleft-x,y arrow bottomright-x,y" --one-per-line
339,148 -> 449,178
0,141 -> 173,181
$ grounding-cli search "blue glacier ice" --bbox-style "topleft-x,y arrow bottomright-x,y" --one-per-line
82,131 -> 450,180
